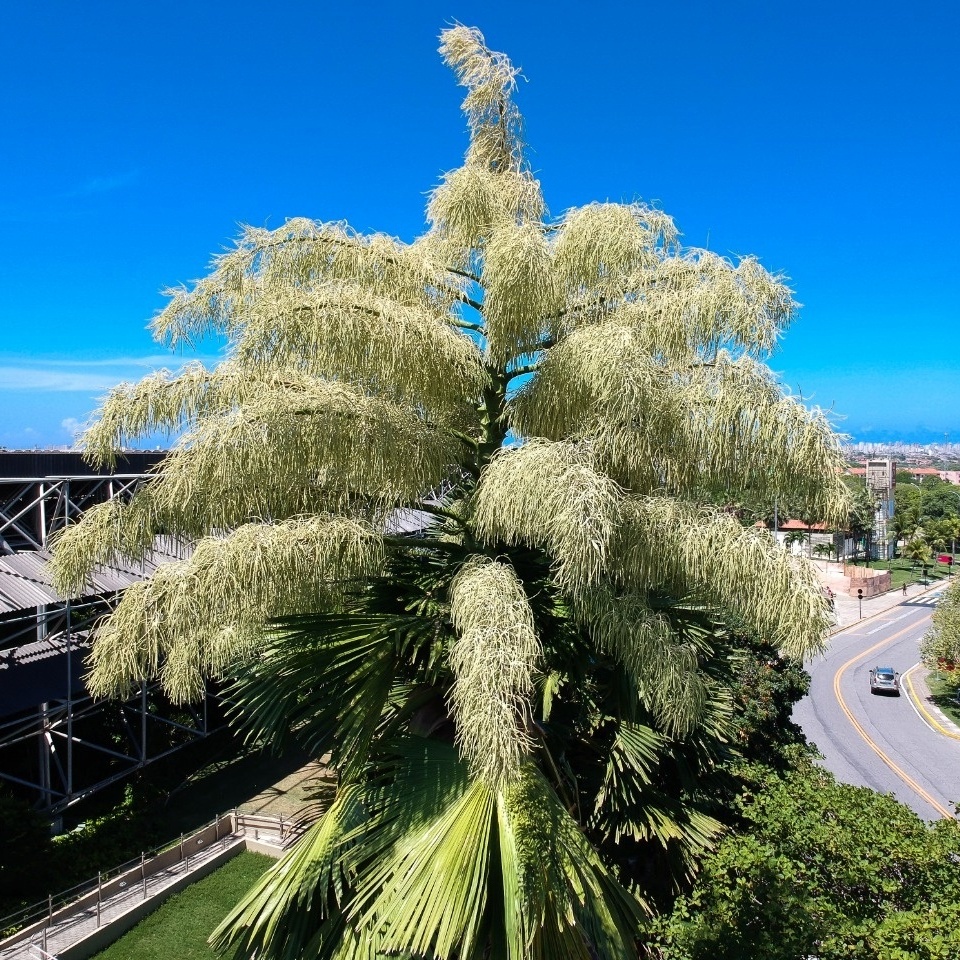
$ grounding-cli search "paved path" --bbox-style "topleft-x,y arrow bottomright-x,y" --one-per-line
0,832 -> 242,960
0,815 -> 296,960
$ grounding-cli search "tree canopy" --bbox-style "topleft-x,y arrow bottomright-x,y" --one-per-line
52,25 -> 849,960
653,761 -> 960,960
921,579 -> 960,688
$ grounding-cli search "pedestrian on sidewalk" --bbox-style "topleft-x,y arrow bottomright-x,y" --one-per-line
902,583 -> 907,596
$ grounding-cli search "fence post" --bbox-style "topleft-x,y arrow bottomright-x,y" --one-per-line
97,871 -> 102,927
141,852 -> 147,899
280,815 -> 285,842
215,812 -> 220,841
47,894 -> 52,923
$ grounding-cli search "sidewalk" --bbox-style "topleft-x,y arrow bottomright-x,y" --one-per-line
902,667 -> 960,741
0,813 -> 302,960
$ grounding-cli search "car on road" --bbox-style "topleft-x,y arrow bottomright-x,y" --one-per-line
869,666 -> 900,696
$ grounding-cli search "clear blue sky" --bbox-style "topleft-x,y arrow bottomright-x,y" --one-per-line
1,1 -> 957,448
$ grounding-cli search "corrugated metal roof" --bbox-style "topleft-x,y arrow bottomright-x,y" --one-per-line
0,553 -> 61,611
0,541 -> 192,615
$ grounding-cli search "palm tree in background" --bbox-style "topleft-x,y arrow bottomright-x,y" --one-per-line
889,509 -> 917,557
51,26 -> 849,960
940,515 -> 960,567
784,529 -> 807,556
813,542 -> 832,570
904,536 -> 934,584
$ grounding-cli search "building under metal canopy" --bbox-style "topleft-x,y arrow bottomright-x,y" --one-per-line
0,451 -> 213,814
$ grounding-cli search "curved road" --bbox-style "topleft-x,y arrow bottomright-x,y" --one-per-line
793,590 -> 960,821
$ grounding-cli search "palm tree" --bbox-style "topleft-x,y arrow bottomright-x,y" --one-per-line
51,26 -> 849,960
926,523 -> 949,559
889,509 -> 916,557
903,536 -> 934,584
943,515 -> 960,569
813,542 -> 832,570
784,529 -> 807,555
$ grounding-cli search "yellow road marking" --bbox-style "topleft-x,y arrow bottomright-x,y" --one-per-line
901,665 -> 960,741
833,619 -> 955,819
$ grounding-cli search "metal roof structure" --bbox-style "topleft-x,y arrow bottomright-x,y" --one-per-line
0,458 -> 212,813
0,543 -> 189,616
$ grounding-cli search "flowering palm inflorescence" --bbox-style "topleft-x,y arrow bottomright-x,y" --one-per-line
52,25 -> 849,960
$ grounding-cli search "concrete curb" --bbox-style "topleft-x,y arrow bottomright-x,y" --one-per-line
902,664 -> 960,741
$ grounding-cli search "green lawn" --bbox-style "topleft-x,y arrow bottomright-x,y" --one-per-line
856,554 -> 957,589
926,671 -> 960,728
94,851 -> 272,959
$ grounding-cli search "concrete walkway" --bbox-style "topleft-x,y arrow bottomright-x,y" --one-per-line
0,836 -> 243,960
0,814 -> 299,960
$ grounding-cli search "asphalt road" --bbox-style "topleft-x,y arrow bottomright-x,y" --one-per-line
793,590 -> 960,821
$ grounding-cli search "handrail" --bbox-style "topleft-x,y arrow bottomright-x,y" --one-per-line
0,810 -> 304,948
0,812 -> 235,938
27,946 -> 58,960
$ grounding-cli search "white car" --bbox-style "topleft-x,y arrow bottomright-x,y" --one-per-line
869,666 -> 900,696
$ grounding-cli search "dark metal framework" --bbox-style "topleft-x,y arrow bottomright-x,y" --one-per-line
0,459 -> 211,813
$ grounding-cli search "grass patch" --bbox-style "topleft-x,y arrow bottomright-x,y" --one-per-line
857,555 -> 957,589
94,850 -> 272,960
926,671 -> 960,728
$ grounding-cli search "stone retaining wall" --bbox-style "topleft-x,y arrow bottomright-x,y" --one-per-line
841,565 -> 891,598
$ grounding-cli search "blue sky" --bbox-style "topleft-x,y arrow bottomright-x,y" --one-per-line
1,1 -> 957,448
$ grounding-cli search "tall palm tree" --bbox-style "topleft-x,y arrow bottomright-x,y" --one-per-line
51,26 -> 849,959
943,515 -> 960,568
889,509 -> 916,557
904,536 -> 934,583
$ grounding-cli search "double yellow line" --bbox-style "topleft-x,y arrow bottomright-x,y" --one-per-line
832,619 -> 955,820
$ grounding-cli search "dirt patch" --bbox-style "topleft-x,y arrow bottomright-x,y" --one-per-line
237,757 -> 329,819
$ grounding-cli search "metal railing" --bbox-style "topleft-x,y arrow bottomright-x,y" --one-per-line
0,810 -> 306,959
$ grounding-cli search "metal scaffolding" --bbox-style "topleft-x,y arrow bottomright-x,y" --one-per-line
0,455 -> 211,813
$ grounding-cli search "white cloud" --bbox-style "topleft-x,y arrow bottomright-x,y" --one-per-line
0,366 -> 119,391
0,354 -> 222,392
70,170 -> 140,197
61,418 -> 84,445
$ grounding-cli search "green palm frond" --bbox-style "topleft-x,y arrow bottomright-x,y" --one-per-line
226,615 -> 397,780
500,764 -> 648,960
211,782 -> 368,960
353,777 -> 496,959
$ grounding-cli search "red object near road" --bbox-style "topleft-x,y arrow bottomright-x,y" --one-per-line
937,554 -> 953,564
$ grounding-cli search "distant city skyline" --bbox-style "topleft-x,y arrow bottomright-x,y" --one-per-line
1,2 -> 957,448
